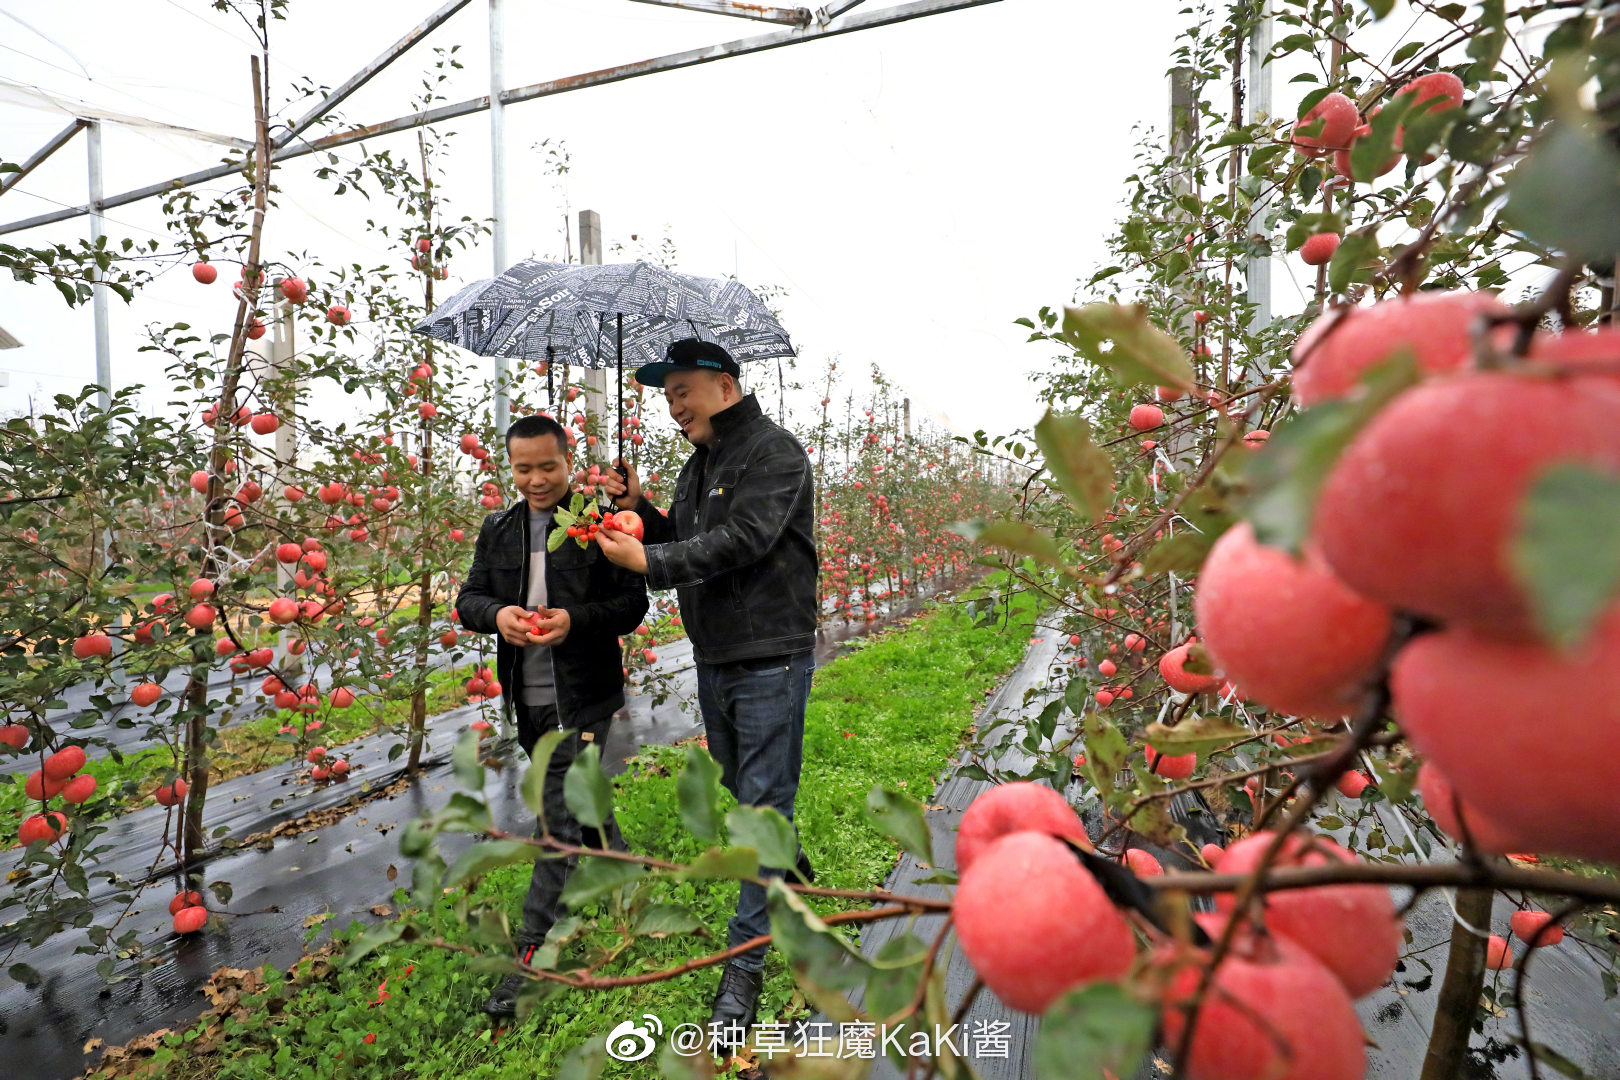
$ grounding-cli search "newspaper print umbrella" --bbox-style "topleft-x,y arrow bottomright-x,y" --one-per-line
413,258 -> 794,465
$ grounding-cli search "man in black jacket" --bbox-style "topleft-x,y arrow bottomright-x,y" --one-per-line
596,338 -> 818,1045
455,413 -> 649,1018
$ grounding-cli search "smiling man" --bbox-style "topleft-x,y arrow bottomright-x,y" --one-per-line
454,412 -> 648,1018
596,337 -> 818,1046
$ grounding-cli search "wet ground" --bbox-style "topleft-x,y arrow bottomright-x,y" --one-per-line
0,584 -> 960,1079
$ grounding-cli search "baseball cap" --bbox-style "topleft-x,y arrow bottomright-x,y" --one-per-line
634,338 -> 741,388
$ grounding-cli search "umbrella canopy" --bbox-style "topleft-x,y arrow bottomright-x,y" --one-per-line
411,258 -> 794,370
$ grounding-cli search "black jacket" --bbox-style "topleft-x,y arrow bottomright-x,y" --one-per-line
454,499 -> 649,732
636,392 -> 818,664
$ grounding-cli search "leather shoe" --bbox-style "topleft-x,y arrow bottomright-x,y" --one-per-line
794,849 -> 815,884
483,971 -> 526,1017
707,962 -> 764,1044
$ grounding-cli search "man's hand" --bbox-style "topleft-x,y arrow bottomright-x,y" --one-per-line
599,457 -> 641,510
496,605 -> 537,647
529,607 -> 572,646
595,529 -> 649,575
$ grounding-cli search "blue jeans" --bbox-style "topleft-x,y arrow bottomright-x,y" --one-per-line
696,650 -> 814,972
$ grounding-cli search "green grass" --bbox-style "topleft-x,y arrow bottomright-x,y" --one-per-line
125,596 -> 1035,1080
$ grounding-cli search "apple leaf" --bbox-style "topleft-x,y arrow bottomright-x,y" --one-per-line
546,524 -> 568,553
726,804 -> 799,870
563,743 -> 613,830
1504,120 -> 1620,261
1244,354 -> 1418,552
451,729 -> 485,792
559,857 -> 643,906
766,879 -> 872,1020
521,728 -> 568,827
864,785 -> 933,864
1059,302 -> 1196,391
952,518 -> 1074,574
680,846 -> 760,881
1144,715 -> 1250,756
444,838 -> 542,889
1034,983 -> 1154,1080
1511,463 -> 1620,650
1034,409 -> 1114,522
1328,228 -> 1382,293
676,742 -> 723,844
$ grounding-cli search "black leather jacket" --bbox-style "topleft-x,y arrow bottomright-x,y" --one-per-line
454,500 -> 649,730
636,392 -> 819,664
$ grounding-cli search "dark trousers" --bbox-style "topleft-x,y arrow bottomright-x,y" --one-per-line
695,651 -> 814,973
514,701 -> 624,947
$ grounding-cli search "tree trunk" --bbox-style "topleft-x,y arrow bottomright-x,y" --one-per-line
1420,886 -> 1492,1080
183,53 -> 272,866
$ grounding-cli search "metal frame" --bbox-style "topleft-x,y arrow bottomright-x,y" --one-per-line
0,0 -> 1002,418
626,0 -> 811,25
0,118 -> 88,198
0,0 -> 1001,236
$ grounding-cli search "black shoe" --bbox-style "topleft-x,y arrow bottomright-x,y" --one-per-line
708,962 -> 764,1044
794,849 -> 815,884
483,971 -> 526,1018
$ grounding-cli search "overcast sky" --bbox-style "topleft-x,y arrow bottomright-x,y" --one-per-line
0,0 -> 1211,435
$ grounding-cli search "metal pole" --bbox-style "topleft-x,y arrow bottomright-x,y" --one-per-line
1245,0 -> 1273,329
87,120 -> 111,411
489,0 -> 511,437
579,210 -> 609,470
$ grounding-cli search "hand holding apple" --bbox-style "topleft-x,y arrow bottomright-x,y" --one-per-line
495,605 -> 536,647
600,458 -> 641,510
594,527 -> 648,575
529,607 -> 572,646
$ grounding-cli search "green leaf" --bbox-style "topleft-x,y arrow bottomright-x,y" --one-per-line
1244,355 -> 1418,551
1059,302 -> 1196,391
1362,0 -> 1396,19
632,904 -> 705,938
1082,714 -> 1130,798
7,963 -> 41,986
444,838 -> 542,889
546,525 -> 568,553
1328,229 -> 1382,293
953,518 -> 1073,573
563,743 -> 612,830
559,856 -> 644,906
338,922 -> 411,968
1465,0 -> 1506,81
555,1038 -> 608,1080
1503,121 -> 1620,261
864,785 -> 934,864
680,845 -> 760,880
1034,983 -> 1155,1080
766,879 -> 872,1020
1143,529 -> 1222,576
522,729 -> 568,830
1034,409 -> 1114,522
1247,144 -> 1286,175
1064,676 -> 1090,715
1144,716 -> 1249,756
726,804 -> 800,870
451,729 -> 485,792
1511,464 -> 1620,649
676,742 -> 723,844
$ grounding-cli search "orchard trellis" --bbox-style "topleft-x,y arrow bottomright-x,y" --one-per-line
4,1 -> 1620,1079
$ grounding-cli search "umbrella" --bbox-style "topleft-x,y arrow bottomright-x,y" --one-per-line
412,259 -> 795,466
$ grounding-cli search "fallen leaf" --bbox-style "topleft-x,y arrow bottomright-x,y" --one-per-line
368,904 -> 392,917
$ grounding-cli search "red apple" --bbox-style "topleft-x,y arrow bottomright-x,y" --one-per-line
1213,831 -> 1401,998
954,831 -> 1135,1013
173,906 -> 209,934
44,745 -> 86,780
131,682 -> 163,707
1158,912 -> 1366,1080
1128,403 -> 1164,431
1300,232 -> 1340,266
25,769 -> 66,800
73,633 -> 111,659
955,782 -> 1091,874
1193,523 -> 1391,719
326,304 -> 350,326
154,778 -> 188,806
1291,91 -> 1359,153
1315,371 -> 1620,640
191,262 -> 217,284
0,725 -> 28,750
1290,290 -> 1504,407
1123,848 -> 1163,877
61,773 -> 97,804
1485,934 -> 1513,970
1144,745 -> 1196,781
168,891 -> 204,916
19,812 -> 68,846
1510,909 -> 1563,948
1159,643 -> 1220,694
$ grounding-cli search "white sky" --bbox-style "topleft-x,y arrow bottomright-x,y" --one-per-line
1,0 -> 1197,435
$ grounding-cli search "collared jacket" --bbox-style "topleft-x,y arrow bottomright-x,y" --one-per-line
454,499 -> 649,730
635,392 -> 818,664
